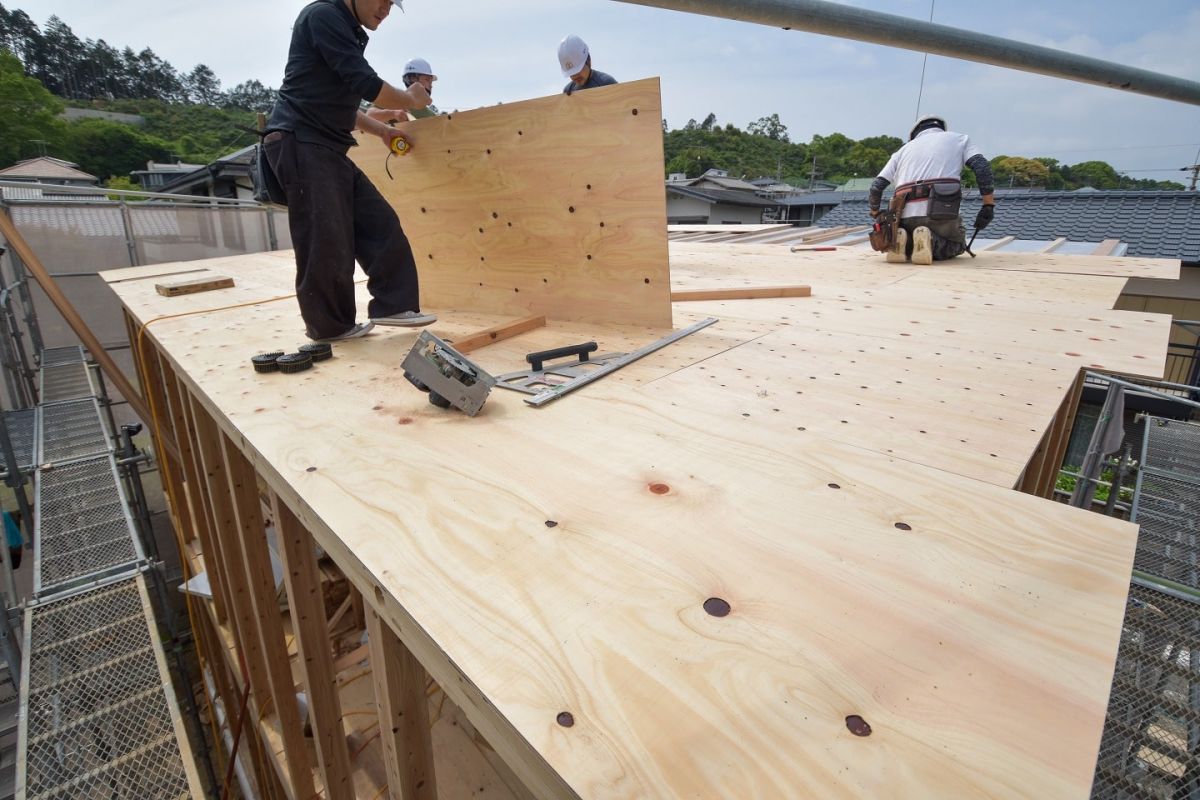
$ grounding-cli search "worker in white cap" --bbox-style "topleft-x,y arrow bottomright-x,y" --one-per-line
367,56 -> 437,123
557,35 -> 617,96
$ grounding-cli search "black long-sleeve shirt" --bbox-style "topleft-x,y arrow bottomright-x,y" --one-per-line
267,0 -> 384,150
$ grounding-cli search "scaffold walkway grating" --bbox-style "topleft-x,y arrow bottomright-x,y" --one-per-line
35,397 -> 110,466
37,346 -> 84,367
2,408 -> 36,472
16,576 -> 198,800
1092,582 -> 1200,799
38,363 -> 92,404
33,455 -> 141,597
1092,417 -> 1200,798
10,347 -> 202,799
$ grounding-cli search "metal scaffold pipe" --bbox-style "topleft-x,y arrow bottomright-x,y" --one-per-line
611,0 -> 1200,106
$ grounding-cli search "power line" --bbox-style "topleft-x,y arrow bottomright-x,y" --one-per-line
913,0 -> 936,120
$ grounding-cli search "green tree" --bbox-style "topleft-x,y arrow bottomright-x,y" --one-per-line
184,63 -> 223,105
747,113 -> 789,142
225,79 -> 275,112
0,49 -> 66,166
1065,160 -> 1120,189
992,156 -> 1050,187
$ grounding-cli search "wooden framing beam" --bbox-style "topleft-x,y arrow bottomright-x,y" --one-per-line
450,315 -> 546,354
0,210 -> 152,421
671,286 -> 812,302
220,433 -> 318,799
1092,238 -> 1122,256
367,608 -> 438,800
273,495 -> 355,799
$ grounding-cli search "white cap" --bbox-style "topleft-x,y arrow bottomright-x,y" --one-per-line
403,57 -> 437,80
558,34 -> 589,78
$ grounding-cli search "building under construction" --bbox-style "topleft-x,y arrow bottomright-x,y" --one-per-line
1,4 -> 1200,800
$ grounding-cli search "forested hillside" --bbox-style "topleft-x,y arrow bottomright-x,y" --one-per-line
0,4 -> 1185,191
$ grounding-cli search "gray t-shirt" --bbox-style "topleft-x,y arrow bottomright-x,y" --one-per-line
563,70 -> 617,96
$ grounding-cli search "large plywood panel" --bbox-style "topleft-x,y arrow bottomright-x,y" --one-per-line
350,79 -> 672,328
106,238 -> 1168,798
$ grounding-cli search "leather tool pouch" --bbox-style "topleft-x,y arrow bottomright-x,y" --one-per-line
868,209 -> 898,252
251,136 -> 288,207
927,182 -> 963,220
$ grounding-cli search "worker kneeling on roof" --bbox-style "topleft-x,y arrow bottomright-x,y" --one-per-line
868,115 -> 996,266
558,34 -> 617,95
263,0 -> 437,342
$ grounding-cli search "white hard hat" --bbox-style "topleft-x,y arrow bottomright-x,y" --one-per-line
909,114 -> 946,140
403,57 -> 437,80
558,34 -> 589,78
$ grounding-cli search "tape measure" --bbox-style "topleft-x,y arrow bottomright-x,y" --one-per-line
390,136 -> 412,156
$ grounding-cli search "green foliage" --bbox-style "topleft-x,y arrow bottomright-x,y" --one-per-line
1056,465 -> 1133,504
60,117 -> 170,179
0,48 -> 66,164
102,174 -> 148,201
662,113 -> 1185,189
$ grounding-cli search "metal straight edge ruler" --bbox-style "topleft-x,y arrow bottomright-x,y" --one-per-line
496,317 -> 718,407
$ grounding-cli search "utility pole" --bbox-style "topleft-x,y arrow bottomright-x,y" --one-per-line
808,154 -> 817,190
1182,164 -> 1200,191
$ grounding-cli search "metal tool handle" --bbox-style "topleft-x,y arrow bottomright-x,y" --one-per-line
526,342 -> 597,372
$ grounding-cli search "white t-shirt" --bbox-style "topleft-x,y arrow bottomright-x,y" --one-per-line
878,129 -> 982,219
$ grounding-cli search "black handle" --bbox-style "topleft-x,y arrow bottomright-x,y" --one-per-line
526,342 -> 598,372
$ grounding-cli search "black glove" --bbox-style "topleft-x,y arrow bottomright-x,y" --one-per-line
974,204 -> 995,230
869,207 -> 880,218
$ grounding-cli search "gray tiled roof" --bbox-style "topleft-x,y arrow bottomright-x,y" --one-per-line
667,185 -> 779,208
812,190 -> 1200,261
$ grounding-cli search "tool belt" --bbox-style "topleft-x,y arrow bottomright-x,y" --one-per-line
895,178 -> 962,221
868,198 -> 901,253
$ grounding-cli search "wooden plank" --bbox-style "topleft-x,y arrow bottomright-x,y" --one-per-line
136,575 -> 207,798
980,235 -> 1016,252
351,79 -> 672,328
450,315 -> 546,354
273,495 -> 355,800
671,286 -> 812,302
155,273 -> 235,297
367,608 -> 438,800
1092,239 -> 1122,256
0,210 -> 152,421
220,433 -> 317,799
1039,237 -> 1068,254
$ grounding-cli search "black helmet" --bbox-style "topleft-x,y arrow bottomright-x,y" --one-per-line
909,115 -> 947,141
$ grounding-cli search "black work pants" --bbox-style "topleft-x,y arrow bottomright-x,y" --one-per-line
264,132 -> 421,339
900,215 -> 967,261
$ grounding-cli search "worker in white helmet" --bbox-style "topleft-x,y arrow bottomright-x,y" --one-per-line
367,56 -> 437,124
557,35 -> 616,96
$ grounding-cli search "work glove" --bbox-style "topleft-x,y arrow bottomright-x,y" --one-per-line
869,208 -> 880,218
974,204 -> 995,230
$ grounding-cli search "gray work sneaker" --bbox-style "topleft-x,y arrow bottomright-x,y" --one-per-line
371,310 -> 437,327
311,321 -> 375,342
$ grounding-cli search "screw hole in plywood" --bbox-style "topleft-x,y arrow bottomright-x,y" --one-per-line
845,715 -> 872,736
703,597 -> 731,617
556,712 -> 575,728
648,482 -> 670,495
894,522 -> 912,531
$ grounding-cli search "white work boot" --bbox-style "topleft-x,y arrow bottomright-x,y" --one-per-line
911,226 -> 933,265
886,226 -> 908,263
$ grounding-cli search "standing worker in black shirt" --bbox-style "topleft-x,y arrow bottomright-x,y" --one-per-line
558,35 -> 617,96
264,0 -> 437,342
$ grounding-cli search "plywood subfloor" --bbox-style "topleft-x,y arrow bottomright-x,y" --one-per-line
106,243 -> 1172,798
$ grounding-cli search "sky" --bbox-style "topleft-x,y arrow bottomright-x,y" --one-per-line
11,0 -> 1200,183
